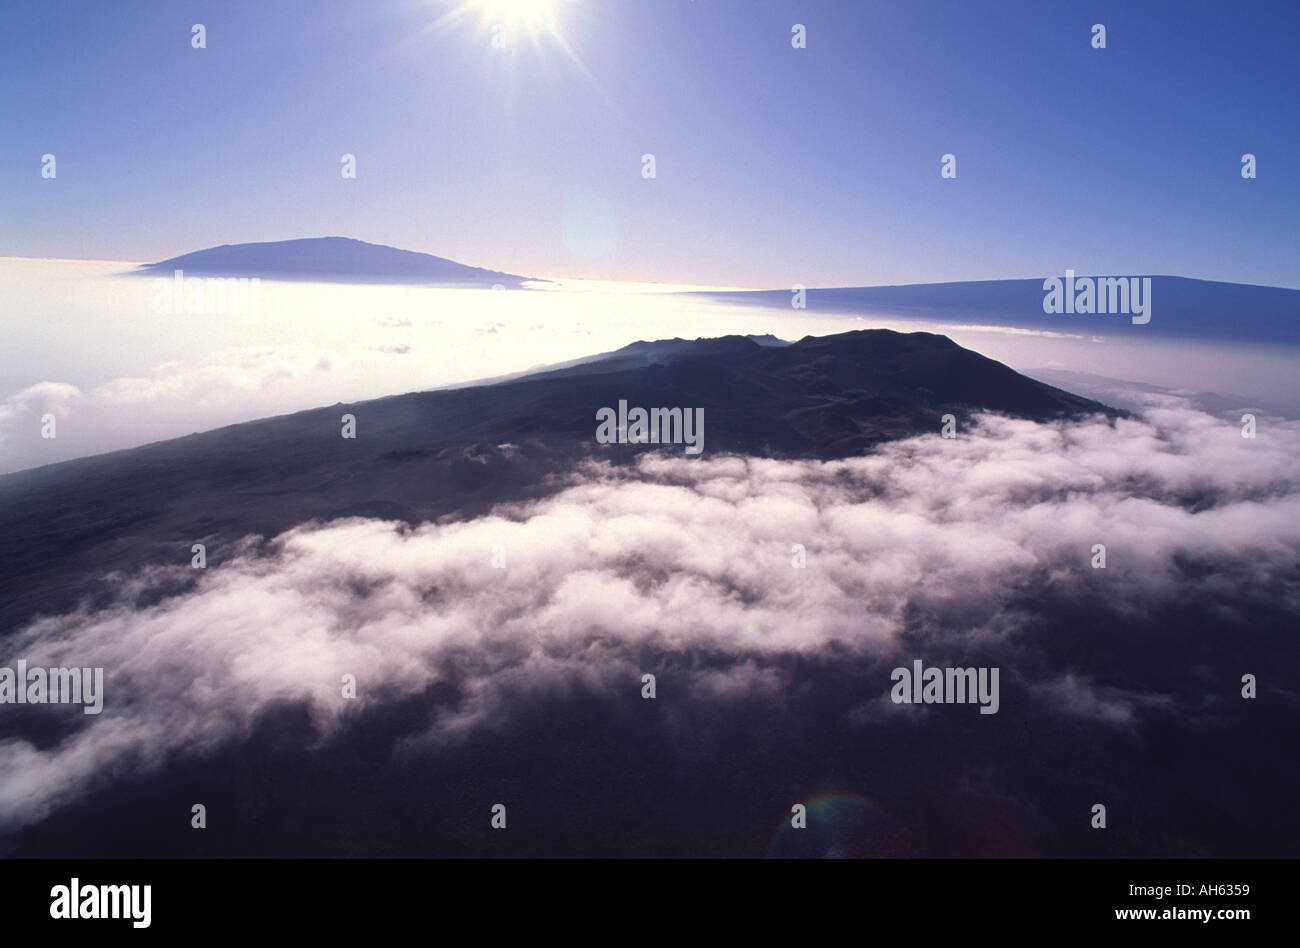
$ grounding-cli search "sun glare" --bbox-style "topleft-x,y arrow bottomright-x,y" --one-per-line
416,0 -> 603,112
478,0 -> 564,31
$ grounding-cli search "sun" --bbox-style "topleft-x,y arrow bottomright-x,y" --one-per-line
476,0 -> 566,31
427,0 -> 580,48
422,0 -> 598,92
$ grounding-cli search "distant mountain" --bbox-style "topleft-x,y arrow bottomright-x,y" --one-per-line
0,329 -> 1115,634
133,236 -> 538,287
696,277 -> 1300,345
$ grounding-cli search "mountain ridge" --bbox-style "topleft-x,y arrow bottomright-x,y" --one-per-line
132,236 -> 539,287
0,328 -> 1119,635
695,276 -> 1300,344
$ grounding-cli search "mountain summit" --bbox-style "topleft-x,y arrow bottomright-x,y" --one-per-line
134,236 -> 537,287
0,328 -> 1115,634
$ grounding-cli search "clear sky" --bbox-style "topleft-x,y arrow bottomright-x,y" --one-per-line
2,0 -> 1297,288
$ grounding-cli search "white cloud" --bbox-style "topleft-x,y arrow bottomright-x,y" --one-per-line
1,397 -> 1298,831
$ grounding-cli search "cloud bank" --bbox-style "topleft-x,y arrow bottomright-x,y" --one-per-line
2,398 -> 1299,844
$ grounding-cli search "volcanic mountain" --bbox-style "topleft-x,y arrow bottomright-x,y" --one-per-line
695,277 -> 1300,344
0,329 -> 1115,635
133,236 -> 537,287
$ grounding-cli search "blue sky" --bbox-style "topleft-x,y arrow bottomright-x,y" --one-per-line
3,0 -> 1297,287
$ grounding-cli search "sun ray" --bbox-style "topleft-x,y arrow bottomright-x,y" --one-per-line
428,0 -> 568,35
384,1 -> 622,127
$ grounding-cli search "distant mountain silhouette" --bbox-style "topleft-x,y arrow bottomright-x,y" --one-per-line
0,329 -> 1116,634
133,236 -> 538,287
696,277 -> 1300,345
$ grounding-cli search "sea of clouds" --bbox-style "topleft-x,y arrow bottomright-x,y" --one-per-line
2,395 -> 1298,840
6,261 -> 1299,476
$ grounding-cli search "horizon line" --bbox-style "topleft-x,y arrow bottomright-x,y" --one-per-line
4,250 -> 1299,294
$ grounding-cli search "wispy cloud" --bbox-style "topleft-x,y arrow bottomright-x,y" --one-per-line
2,398 -> 1298,833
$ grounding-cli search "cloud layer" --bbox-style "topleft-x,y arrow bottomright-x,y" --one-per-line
2,397 -> 1299,846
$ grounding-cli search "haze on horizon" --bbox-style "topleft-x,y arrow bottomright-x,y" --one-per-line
0,254 -> 1296,477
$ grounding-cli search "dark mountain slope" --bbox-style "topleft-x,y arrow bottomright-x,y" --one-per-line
0,329 -> 1116,635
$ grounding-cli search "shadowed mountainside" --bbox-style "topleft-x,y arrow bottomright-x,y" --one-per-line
0,329 -> 1116,636
4,330 -> 1296,862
